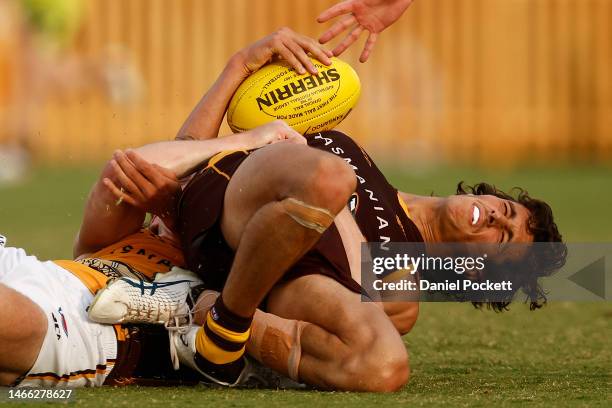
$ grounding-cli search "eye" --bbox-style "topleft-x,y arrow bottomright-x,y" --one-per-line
503,201 -> 509,216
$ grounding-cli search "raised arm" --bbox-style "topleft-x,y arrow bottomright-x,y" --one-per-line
175,58 -> 248,141
176,28 -> 332,141
317,0 -> 414,62
76,27 -> 329,257
74,121 -> 304,258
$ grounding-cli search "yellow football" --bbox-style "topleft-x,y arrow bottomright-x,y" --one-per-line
227,57 -> 361,135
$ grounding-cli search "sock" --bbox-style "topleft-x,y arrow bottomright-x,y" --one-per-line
194,296 -> 252,384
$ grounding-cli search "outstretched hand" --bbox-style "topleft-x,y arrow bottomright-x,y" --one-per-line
103,150 -> 181,229
317,0 -> 414,62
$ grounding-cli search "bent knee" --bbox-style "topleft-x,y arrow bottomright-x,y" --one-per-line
373,350 -> 410,392
0,286 -> 47,377
303,154 -> 356,211
338,320 -> 410,392
342,342 -> 409,392
14,304 -> 47,345
0,286 -> 47,343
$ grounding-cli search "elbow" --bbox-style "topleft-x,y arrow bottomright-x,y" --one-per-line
72,232 -> 83,260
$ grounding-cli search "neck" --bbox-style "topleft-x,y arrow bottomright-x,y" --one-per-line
398,191 -> 443,243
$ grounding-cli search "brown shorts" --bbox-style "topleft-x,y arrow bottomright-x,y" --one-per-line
177,149 -> 362,297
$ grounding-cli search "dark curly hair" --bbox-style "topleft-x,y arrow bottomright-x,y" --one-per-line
456,182 -> 567,311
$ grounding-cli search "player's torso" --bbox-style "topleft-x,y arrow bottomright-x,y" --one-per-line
307,131 -> 423,246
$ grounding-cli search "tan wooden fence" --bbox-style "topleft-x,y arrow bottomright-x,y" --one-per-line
1,0 -> 611,165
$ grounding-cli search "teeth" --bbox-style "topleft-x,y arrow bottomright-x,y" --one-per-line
472,205 -> 480,225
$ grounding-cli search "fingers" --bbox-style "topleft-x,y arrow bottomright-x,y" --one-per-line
294,35 -> 332,66
125,150 -> 176,188
103,177 -> 139,207
242,28 -> 334,76
285,130 -> 307,145
274,41 -> 308,75
279,122 -> 304,141
276,122 -> 307,145
316,0 -> 354,23
360,32 -> 378,62
114,150 -> 155,196
277,34 -> 332,74
318,15 -> 356,44
332,25 -> 364,56
261,120 -> 306,145
109,153 -> 147,199
123,151 -> 181,212
283,41 -> 318,74
104,150 -> 180,217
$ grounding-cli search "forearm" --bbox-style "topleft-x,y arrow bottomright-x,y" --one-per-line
177,28 -> 332,140
74,165 -> 145,258
134,132 -> 257,178
74,137 -> 244,257
176,54 -> 248,141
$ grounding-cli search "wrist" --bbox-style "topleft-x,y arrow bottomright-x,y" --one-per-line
227,131 -> 256,151
226,52 -> 249,79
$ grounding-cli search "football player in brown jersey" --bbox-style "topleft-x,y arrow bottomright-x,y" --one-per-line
98,27 -> 565,392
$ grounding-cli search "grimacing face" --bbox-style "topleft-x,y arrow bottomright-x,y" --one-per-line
438,194 -> 534,245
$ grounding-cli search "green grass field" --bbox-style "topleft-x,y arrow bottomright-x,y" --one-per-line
1,164 -> 610,407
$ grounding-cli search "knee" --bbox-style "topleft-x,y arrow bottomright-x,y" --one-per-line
371,348 -> 410,392
25,317 -> 47,346
19,304 -> 47,344
0,286 -> 47,344
340,323 -> 410,392
303,154 -> 356,212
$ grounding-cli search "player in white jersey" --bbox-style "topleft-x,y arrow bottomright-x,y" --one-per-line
0,121 -> 304,388
0,240 -> 121,387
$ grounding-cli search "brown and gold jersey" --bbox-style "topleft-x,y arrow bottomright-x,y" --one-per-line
307,131 -> 424,247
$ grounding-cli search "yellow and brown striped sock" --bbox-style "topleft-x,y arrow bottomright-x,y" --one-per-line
194,296 -> 252,384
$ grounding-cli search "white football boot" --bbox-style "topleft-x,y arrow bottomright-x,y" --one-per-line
168,322 -> 305,389
88,266 -> 203,325
168,324 -> 266,387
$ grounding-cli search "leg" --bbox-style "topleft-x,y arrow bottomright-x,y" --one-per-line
265,275 -> 409,392
190,143 -> 356,383
191,280 -> 409,392
220,143 -> 356,316
0,284 -> 47,386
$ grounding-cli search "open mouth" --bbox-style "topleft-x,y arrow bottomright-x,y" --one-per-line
471,205 -> 480,226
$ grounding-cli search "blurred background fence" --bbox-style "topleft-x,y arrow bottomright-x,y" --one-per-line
0,0 -> 611,166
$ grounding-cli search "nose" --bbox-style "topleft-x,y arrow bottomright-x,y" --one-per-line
487,209 -> 510,229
